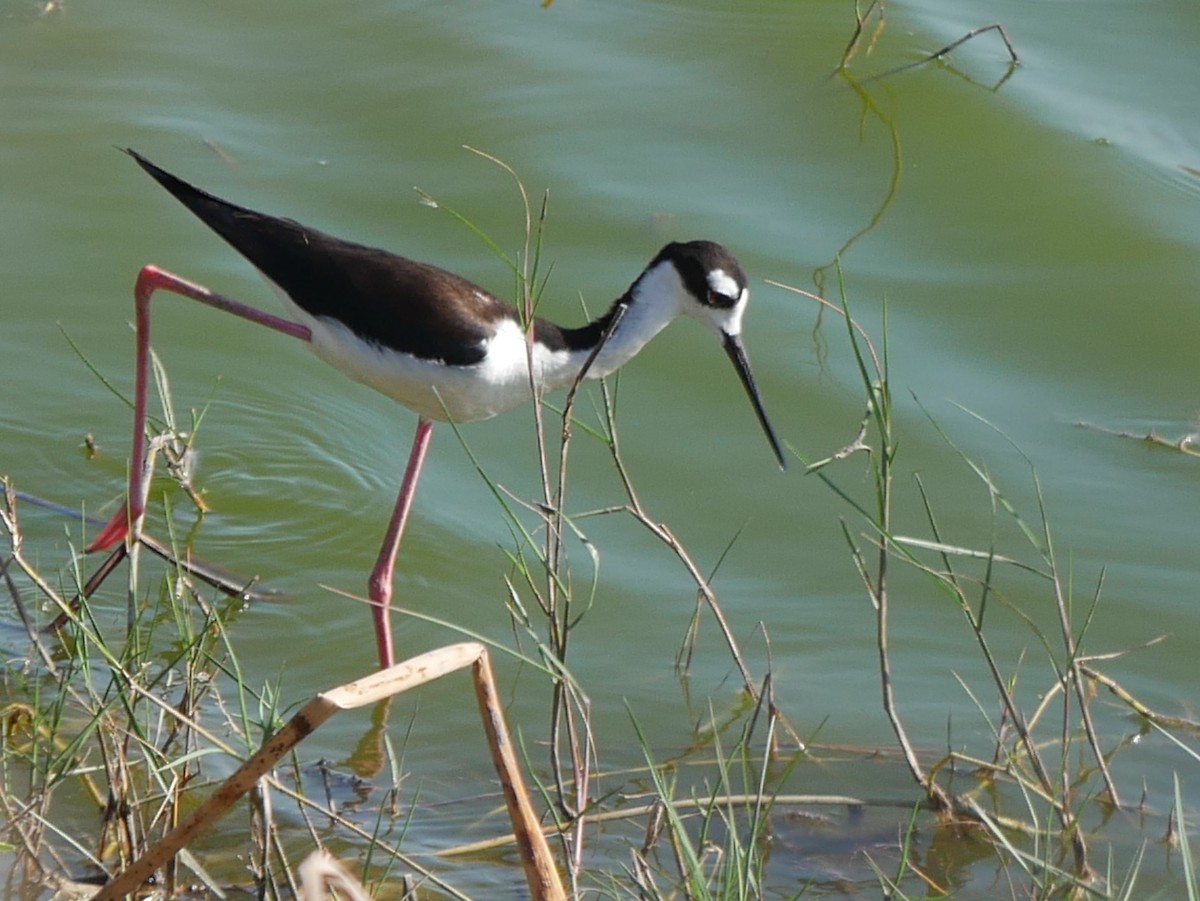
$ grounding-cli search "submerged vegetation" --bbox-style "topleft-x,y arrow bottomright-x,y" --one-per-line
3,158 -> 1198,900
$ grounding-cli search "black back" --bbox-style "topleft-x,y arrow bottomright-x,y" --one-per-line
126,149 -> 515,366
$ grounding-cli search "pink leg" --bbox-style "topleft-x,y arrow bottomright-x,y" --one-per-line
368,417 -> 434,669
88,264 -> 312,552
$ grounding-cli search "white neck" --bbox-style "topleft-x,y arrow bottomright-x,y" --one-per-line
459,260 -> 695,421
556,260 -> 688,386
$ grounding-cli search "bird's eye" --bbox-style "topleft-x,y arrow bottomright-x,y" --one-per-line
707,290 -> 736,309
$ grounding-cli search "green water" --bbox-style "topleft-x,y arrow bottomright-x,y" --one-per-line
2,0 -> 1198,895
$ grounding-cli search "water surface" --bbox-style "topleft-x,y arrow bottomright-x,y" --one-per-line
2,0 -> 1197,894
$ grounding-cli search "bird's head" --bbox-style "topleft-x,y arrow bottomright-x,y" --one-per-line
650,240 -> 786,470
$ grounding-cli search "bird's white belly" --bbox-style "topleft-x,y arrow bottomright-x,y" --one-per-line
300,310 -> 582,423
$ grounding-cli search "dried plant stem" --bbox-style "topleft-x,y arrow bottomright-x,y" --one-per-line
473,648 -> 565,900
599,382 -> 804,752
95,644 -> 564,901
836,0 -> 887,71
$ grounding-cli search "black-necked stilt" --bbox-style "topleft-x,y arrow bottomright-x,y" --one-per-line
89,149 -> 785,668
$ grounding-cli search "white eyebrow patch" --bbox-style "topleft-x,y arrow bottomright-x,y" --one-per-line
707,268 -> 742,300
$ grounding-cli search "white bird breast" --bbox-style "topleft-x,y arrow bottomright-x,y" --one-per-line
301,312 -> 585,423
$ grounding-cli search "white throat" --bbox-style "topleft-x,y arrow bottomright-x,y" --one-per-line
468,260 -> 695,415
572,260 -> 689,382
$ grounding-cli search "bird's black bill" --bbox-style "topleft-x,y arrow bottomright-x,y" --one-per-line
722,333 -> 786,470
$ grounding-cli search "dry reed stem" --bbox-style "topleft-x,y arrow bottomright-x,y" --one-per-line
472,647 -> 566,900
297,850 -> 373,901
438,791 -> 939,857
94,643 -> 564,901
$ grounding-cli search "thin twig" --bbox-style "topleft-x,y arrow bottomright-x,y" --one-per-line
863,23 -> 1019,87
